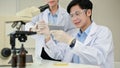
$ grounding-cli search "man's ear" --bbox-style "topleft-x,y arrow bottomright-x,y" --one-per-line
87,9 -> 92,17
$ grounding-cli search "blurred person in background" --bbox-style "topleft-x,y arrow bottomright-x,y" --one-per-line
25,0 -> 75,59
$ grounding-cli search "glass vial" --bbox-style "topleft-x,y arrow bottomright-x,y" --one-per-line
11,49 -> 17,68
19,44 -> 26,68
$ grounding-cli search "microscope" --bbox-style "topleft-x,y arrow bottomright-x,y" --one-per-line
0,4 -> 49,67
10,21 -> 36,68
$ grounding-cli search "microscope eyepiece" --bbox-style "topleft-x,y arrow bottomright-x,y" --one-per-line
39,4 -> 49,12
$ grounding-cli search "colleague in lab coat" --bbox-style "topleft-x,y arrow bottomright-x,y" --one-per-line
25,0 -> 75,58
25,0 -> 75,31
38,0 -> 114,68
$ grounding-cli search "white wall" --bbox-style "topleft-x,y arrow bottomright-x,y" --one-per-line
92,0 -> 120,62
0,0 -> 17,16
0,0 -> 120,62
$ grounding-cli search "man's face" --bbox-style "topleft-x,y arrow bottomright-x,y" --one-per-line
45,0 -> 58,7
70,5 -> 91,29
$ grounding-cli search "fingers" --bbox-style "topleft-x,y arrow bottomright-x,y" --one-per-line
35,20 -> 50,35
50,30 -> 64,35
50,30 -> 62,33
50,30 -> 58,34
37,21 -> 48,30
50,30 -> 58,37
50,30 -> 64,39
30,24 -> 38,32
34,24 -> 38,29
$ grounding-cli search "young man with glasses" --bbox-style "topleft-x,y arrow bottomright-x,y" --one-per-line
39,0 -> 114,68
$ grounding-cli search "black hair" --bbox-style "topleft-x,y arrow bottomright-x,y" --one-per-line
67,0 -> 93,14
67,0 -> 93,20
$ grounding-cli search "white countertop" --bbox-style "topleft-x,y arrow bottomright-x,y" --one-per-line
0,48 -> 100,68
0,59 -> 100,68
31,60 -> 100,68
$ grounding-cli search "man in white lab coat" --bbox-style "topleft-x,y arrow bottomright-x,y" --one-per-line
25,0 -> 75,31
25,0 -> 75,58
38,0 -> 114,68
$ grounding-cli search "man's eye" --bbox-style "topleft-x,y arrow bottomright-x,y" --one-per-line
75,12 -> 80,15
70,14 -> 73,17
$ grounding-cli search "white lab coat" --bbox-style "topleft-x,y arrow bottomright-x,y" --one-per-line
25,6 -> 75,32
25,6 -> 76,59
44,22 -> 114,68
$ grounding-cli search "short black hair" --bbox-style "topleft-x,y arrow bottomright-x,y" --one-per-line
67,0 -> 93,14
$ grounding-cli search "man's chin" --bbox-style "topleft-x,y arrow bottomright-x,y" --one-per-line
76,26 -> 81,28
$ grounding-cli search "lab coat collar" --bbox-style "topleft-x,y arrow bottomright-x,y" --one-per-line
42,9 -> 49,24
84,21 -> 98,45
78,24 -> 92,36
42,5 -> 64,25
56,6 -> 64,25
48,7 -> 59,17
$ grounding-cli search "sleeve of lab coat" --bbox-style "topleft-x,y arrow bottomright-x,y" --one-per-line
44,38 -> 70,60
25,14 -> 41,31
72,27 -> 113,65
35,35 -> 45,58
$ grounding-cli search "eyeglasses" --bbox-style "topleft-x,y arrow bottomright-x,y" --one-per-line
70,9 -> 87,18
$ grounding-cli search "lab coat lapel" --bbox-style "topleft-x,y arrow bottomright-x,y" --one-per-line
57,7 -> 64,25
43,9 -> 49,24
84,22 -> 98,45
57,13 -> 63,25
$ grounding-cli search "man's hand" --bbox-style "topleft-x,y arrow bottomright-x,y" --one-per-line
51,30 -> 74,45
30,23 -> 38,32
30,20 -> 51,42
36,21 -> 51,42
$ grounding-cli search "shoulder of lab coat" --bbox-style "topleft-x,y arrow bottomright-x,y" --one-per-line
25,13 -> 42,31
58,6 -> 76,32
43,6 -> 75,32
25,5 -> 75,32
71,22 -> 114,68
25,8 -> 49,31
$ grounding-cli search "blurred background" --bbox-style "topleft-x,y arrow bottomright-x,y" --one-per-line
0,0 -> 120,66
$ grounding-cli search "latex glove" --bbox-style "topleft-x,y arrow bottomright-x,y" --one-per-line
51,30 -> 74,45
30,24 -> 38,32
36,21 -> 51,42
29,21 -> 44,32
